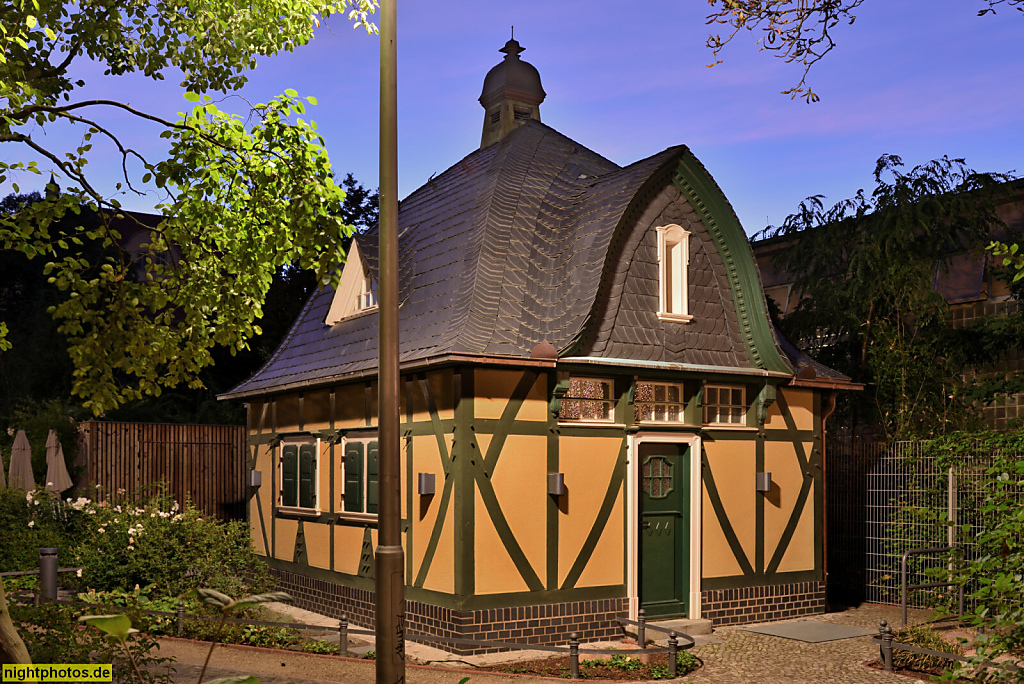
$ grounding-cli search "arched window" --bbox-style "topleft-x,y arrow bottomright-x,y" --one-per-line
656,224 -> 692,322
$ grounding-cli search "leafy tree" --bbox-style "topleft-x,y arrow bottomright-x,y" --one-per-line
705,0 -> 1023,102
0,0 -> 379,414
762,154 -> 1020,438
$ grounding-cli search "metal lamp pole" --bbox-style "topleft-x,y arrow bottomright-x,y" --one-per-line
375,1 -> 405,683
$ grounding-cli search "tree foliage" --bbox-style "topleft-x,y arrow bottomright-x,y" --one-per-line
0,0 -> 379,414
704,0 -> 1024,102
763,155 -> 1020,438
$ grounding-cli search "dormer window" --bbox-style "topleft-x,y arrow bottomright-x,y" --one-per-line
657,224 -> 692,323
325,241 -> 378,325
357,274 -> 377,311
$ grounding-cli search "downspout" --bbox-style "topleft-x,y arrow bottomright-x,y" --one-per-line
820,390 -> 838,603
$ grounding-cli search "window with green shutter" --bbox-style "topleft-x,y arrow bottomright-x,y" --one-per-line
298,443 -> 317,509
280,444 -> 299,507
344,441 -> 365,512
366,441 -> 379,514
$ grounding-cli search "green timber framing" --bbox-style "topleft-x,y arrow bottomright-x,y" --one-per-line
246,357 -> 829,616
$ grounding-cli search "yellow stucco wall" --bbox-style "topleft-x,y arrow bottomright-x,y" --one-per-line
558,436 -> 624,587
332,525 -> 366,576
575,487 -> 624,588
250,443 -> 273,556
763,440 -> 816,572
764,388 -> 815,431
409,371 -> 455,422
304,521 -> 332,570
473,434 -> 548,593
409,433 -> 454,592
275,518 -> 297,561
304,390 -> 332,432
702,439 -> 756,578
334,384 -> 365,429
275,394 -> 300,433
474,369 -> 547,421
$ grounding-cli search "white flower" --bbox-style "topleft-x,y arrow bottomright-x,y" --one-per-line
129,537 -> 134,544
26,492 -> 33,502
46,481 -> 53,486
97,527 -> 105,533
151,513 -> 157,518
28,520 -> 35,528
76,569 -> 82,578
127,545 -> 134,551
114,505 -> 122,513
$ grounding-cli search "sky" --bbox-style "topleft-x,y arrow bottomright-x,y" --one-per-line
5,0 -> 1024,236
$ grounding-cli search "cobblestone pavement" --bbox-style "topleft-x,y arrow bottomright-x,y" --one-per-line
153,604 -> 932,684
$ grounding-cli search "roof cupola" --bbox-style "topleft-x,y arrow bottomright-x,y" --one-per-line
479,36 -> 546,148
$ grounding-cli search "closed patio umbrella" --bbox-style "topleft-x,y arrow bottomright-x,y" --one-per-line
8,429 -> 36,491
45,430 -> 73,495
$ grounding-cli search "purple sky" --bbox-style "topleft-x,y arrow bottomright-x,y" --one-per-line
6,0 -> 1023,235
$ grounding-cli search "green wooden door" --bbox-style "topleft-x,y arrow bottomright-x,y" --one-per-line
639,442 -> 689,618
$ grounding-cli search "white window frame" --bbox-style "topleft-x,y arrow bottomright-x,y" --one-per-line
634,380 -> 689,424
339,435 -> 379,522
558,377 -> 616,423
277,437 -> 322,516
703,384 -> 748,427
656,224 -> 693,323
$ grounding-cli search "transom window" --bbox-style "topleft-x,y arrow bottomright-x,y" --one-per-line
343,437 -> 379,515
558,378 -> 614,422
635,381 -> 687,423
704,385 -> 746,426
279,439 -> 320,511
657,224 -> 692,323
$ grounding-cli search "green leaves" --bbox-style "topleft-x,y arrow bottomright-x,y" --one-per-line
196,589 -> 292,612
78,614 -> 139,642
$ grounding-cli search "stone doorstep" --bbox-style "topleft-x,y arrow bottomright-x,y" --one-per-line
644,618 -> 714,643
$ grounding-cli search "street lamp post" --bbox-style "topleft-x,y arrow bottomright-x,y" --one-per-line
375,1 -> 405,683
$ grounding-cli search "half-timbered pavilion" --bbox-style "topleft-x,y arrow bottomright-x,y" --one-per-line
222,38 -> 859,650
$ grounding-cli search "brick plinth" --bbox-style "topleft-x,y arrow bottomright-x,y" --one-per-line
270,568 -> 627,654
701,581 -> 825,626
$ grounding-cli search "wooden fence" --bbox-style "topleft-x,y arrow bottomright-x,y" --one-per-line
76,421 -> 247,520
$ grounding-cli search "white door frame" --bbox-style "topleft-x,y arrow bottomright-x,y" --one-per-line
626,431 -> 702,620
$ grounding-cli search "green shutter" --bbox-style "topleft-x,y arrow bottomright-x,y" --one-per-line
281,445 -> 298,507
366,441 -> 379,514
299,443 -> 316,509
344,441 -> 364,512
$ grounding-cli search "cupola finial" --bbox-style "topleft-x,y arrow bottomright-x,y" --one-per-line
479,36 -> 546,148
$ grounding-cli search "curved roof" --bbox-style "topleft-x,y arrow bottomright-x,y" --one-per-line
479,39 -> 546,107
222,120 -> 809,399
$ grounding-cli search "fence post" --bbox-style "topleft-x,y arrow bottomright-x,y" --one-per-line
569,633 -> 580,680
176,600 -> 185,637
38,548 -> 58,603
637,608 -> 646,649
668,632 -> 678,678
339,614 -> 349,656
879,620 -> 894,672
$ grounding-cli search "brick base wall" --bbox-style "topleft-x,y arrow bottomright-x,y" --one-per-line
270,568 -> 627,654
701,581 -> 825,626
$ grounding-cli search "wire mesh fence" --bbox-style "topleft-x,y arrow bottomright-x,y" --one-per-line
827,439 -> 1023,610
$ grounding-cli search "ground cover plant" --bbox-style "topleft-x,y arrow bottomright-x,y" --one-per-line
492,650 -> 700,680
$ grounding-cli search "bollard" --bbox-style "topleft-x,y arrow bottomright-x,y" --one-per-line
638,608 -> 646,649
339,614 -> 349,656
176,600 -> 185,637
569,633 -> 580,680
39,548 -> 58,603
879,620 -> 894,672
668,632 -> 678,678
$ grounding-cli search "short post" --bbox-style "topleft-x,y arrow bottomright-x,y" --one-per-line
879,620 -> 894,672
668,632 -> 678,678
569,633 -> 580,680
38,548 -> 58,603
338,614 -> 349,656
638,608 -> 646,649
176,600 -> 185,637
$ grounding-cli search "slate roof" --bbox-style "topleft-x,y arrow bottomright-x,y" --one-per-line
223,120 -> 814,400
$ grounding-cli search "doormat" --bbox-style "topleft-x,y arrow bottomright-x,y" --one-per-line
740,620 -> 876,643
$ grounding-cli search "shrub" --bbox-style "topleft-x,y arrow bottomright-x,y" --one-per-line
0,488 -> 91,572
71,488 -> 272,599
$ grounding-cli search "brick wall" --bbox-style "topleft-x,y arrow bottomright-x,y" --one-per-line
701,581 -> 825,626
270,567 -> 627,654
